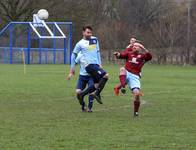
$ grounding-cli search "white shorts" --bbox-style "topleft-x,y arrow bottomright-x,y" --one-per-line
126,71 -> 141,90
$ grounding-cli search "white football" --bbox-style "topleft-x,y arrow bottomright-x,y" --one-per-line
37,9 -> 49,20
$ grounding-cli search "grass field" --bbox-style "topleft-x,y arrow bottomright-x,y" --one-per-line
0,64 -> 196,150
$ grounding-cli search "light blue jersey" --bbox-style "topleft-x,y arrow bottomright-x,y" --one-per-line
71,36 -> 101,70
75,52 -> 89,76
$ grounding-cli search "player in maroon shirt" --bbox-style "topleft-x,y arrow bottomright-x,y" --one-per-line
113,41 -> 152,117
113,38 -> 137,94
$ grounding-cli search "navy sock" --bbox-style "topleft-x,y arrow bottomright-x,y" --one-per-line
88,95 -> 94,110
95,78 -> 108,95
81,101 -> 86,110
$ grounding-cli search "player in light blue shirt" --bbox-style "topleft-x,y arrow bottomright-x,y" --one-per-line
74,52 -> 90,76
69,26 -> 109,105
70,52 -> 95,112
71,36 -> 101,70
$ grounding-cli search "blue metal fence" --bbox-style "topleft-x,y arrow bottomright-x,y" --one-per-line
0,22 -> 72,64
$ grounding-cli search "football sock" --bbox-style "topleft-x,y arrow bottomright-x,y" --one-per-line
134,100 -> 140,113
95,77 -> 108,95
116,84 -> 122,90
119,75 -> 126,88
81,101 -> 86,108
88,95 -> 94,110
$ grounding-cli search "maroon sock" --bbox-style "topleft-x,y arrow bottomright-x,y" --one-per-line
119,75 -> 126,88
134,100 -> 140,112
116,84 -> 122,90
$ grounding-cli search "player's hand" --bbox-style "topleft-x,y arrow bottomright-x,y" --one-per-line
67,69 -> 75,80
70,69 -> 75,75
99,64 -> 103,68
113,52 -> 120,57
67,73 -> 74,80
134,43 -> 147,51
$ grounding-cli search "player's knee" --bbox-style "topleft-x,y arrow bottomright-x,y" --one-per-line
132,88 -> 140,100
119,67 -> 126,75
94,83 -> 99,89
132,88 -> 140,95
76,89 -> 82,94
103,73 -> 109,79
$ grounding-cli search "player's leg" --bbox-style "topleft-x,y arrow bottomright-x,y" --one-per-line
127,72 -> 141,117
94,73 -> 109,97
114,67 -> 127,96
81,64 -> 108,104
86,64 -> 108,103
132,88 -> 141,117
76,69 -> 97,104
88,95 -> 94,112
77,83 -> 96,103
79,80 -> 104,105
87,78 -> 95,112
131,75 -> 142,117
76,75 -> 88,112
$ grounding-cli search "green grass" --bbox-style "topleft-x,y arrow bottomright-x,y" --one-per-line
0,64 -> 196,150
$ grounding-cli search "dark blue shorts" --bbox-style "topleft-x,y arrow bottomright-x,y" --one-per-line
85,64 -> 107,83
76,75 -> 94,90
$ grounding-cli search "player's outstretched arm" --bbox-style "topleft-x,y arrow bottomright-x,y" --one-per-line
140,45 -> 149,53
114,51 -> 128,59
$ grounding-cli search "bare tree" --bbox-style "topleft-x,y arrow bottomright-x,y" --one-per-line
0,0 -> 35,24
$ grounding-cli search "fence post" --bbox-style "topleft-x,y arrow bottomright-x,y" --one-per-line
53,25 -> 56,64
27,26 -> 31,64
9,24 -> 13,64
69,24 -> 72,64
64,38 -> 66,64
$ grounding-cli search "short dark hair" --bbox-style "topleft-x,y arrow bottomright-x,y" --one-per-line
83,25 -> 93,31
129,35 -> 137,39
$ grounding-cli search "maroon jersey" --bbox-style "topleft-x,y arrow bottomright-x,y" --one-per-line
119,49 -> 152,77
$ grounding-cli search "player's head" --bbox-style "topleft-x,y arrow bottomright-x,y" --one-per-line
132,43 -> 142,53
130,37 -> 137,46
83,25 -> 93,40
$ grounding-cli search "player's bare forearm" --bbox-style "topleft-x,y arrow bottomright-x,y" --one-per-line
67,69 -> 75,80
143,48 -> 149,53
69,68 -> 75,75
134,43 -> 149,53
139,44 -> 149,53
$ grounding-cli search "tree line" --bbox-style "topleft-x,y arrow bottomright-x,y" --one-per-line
0,0 -> 195,64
